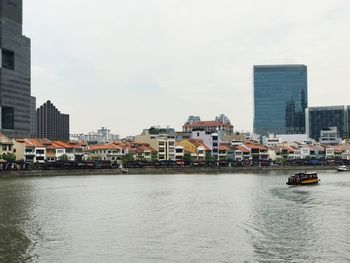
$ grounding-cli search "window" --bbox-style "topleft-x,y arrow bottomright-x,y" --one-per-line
2,107 -> 14,129
2,49 -> 14,70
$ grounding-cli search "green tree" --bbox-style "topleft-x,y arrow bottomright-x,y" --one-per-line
122,153 -> 135,164
184,153 -> 193,164
2,152 -> 16,162
59,154 -> 69,161
205,154 -> 216,162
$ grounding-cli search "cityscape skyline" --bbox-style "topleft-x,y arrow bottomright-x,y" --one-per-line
24,0 -> 350,136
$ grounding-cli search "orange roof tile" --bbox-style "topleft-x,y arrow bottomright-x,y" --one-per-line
89,144 -> 122,151
186,139 -> 211,151
244,143 -> 268,151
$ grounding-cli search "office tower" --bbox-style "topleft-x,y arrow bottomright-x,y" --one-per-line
254,65 -> 308,136
37,101 -> 70,141
30,96 -> 36,137
306,106 -> 350,141
0,0 -> 31,137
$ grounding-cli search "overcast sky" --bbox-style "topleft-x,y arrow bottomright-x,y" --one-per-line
24,0 -> 350,137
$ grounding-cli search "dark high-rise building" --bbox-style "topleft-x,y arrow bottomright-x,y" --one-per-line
37,101 -> 70,141
0,0 -> 31,137
254,65 -> 308,136
306,106 -> 350,141
30,96 -> 36,137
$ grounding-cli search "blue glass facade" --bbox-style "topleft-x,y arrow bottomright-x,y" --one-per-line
253,65 -> 308,136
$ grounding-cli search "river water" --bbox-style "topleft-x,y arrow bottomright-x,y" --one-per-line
1,171 -> 350,262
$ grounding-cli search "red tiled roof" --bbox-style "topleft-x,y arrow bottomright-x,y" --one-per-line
219,144 -> 231,151
233,145 -> 251,153
16,139 -> 35,148
52,141 -> 82,149
89,144 -> 122,151
244,143 -> 268,151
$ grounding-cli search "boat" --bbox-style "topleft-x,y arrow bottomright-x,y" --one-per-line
119,164 -> 128,174
337,165 -> 348,172
120,168 -> 129,174
286,172 -> 320,186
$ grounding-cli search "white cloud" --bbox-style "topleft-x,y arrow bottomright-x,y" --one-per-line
24,0 -> 350,136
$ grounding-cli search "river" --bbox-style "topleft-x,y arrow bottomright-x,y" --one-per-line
1,171 -> 350,262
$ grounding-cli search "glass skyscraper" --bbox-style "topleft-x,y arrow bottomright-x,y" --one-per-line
306,106 -> 350,141
0,0 -> 32,137
253,65 -> 308,136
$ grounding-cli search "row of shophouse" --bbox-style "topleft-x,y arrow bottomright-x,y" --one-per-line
1,123 -> 350,164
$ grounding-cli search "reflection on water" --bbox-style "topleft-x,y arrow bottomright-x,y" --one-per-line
0,180 -> 35,262
1,172 -> 350,262
247,187 -> 317,262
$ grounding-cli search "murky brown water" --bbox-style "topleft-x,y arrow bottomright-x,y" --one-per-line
1,171 -> 350,262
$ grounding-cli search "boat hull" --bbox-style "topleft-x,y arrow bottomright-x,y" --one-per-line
337,169 -> 348,172
286,179 -> 320,186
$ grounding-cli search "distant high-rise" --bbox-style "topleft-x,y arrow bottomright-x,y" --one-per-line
254,65 -> 308,136
306,106 -> 350,141
37,101 -> 70,141
0,0 -> 32,137
30,96 -> 36,137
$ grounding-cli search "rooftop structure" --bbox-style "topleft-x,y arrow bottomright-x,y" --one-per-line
183,121 -> 234,135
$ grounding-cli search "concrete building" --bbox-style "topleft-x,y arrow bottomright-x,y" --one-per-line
175,145 -> 184,161
71,127 -> 119,143
306,106 -> 350,142
186,115 -> 201,124
135,127 -> 176,161
30,96 -> 37,137
177,138 -> 211,161
0,133 -> 13,158
132,144 -> 158,161
262,134 -> 311,147
13,138 -> 56,163
52,141 -> 85,161
319,127 -> 342,145
183,121 -> 234,135
215,114 -> 231,124
89,144 -> 123,161
190,130 -> 220,158
254,65 -> 308,136
37,101 -> 70,141
0,0 -> 32,138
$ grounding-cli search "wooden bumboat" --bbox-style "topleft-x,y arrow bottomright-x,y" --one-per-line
286,172 -> 320,186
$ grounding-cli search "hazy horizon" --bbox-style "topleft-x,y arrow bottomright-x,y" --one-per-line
25,0 -> 350,137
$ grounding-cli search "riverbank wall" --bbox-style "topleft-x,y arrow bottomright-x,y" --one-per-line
0,166 -> 339,178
